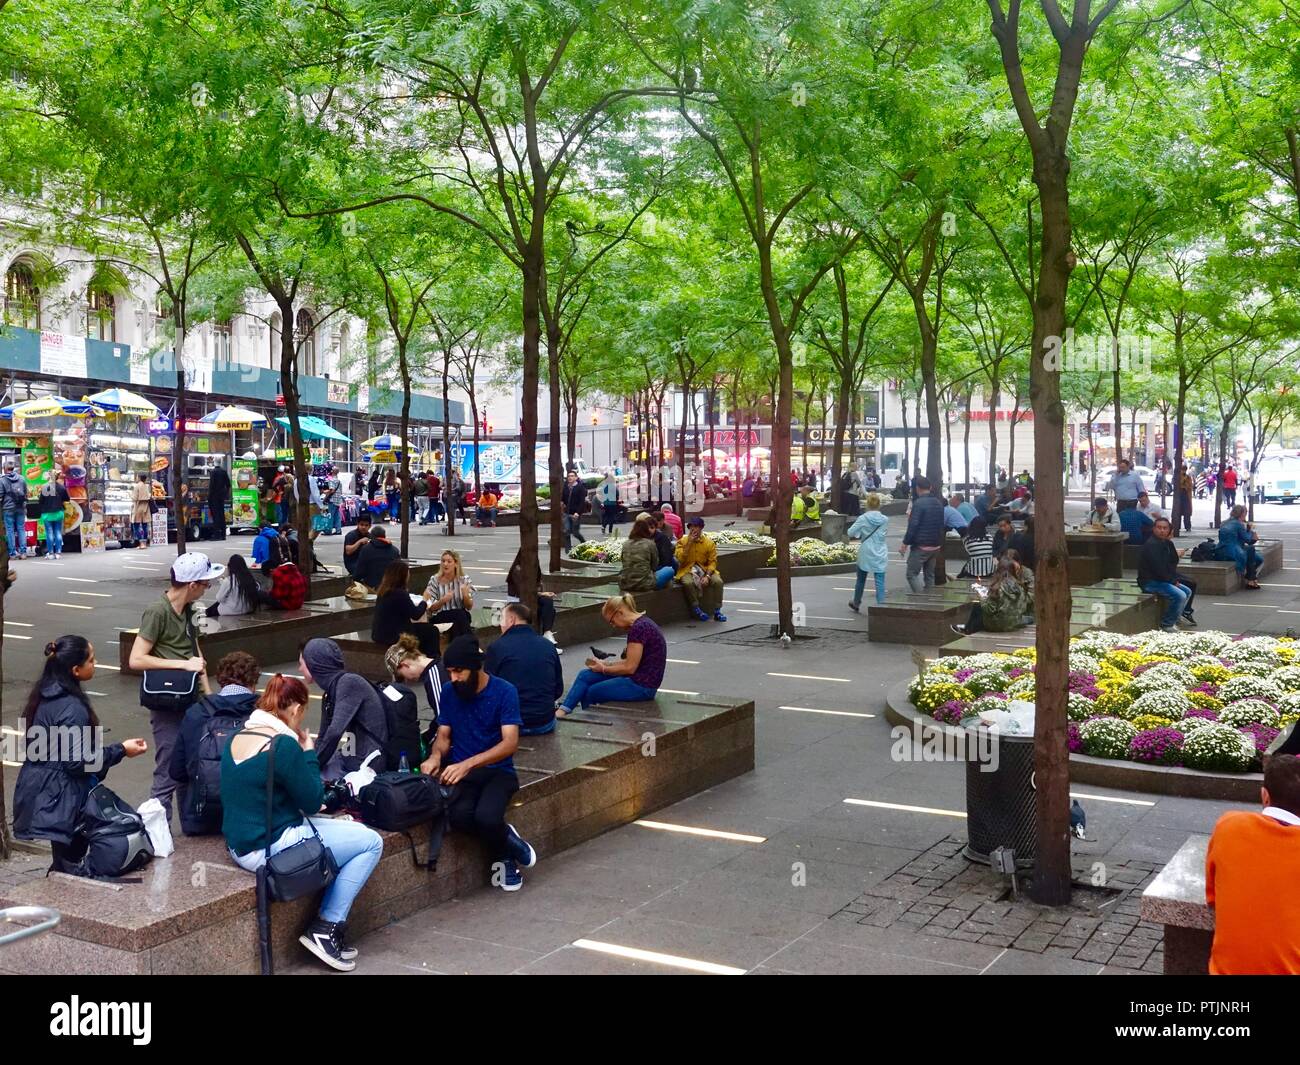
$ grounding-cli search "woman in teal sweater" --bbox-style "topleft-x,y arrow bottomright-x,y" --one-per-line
221,674 -> 383,972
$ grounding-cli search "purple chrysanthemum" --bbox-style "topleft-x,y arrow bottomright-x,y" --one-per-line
1128,727 -> 1185,766
1067,720 -> 1083,754
1184,707 -> 1219,721
1240,722 -> 1281,753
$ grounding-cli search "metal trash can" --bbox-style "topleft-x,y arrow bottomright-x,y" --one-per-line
963,723 -> 1037,868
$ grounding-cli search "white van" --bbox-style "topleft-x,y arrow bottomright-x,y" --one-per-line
1254,454 -> 1300,503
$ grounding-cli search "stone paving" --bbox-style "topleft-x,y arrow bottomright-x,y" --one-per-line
4,496 -> 1300,973
832,835 -> 1166,973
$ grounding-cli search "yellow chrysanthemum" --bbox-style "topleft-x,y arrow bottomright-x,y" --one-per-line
1187,691 -> 1225,712
1132,714 -> 1176,730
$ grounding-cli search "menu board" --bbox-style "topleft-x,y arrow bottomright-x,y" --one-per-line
232,457 -> 260,528
52,426 -> 89,526
0,434 -> 53,492
79,522 -> 104,551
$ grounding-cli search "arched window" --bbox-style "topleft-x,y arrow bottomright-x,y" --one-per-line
5,260 -> 40,329
87,287 -> 116,342
296,308 -> 316,376
268,311 -> 282,368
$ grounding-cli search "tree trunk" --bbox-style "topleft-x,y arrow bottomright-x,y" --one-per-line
1087,416 -> 1097,503
565,383 -> 578,463
963,387 -> 972,495
173,317 -> 188,556
757,243 -> 796,637
1112,332 -> 1124,466
398,337 -> 413,557
912,392 -> 923,479
987,366 -> 1001,486
441,346 -> 455,539
1171,372 -> 1188,533
1214,421 -> 1230,529
278,299 -> 314,598
831,367 -> 851,510
898,390 -> 910,480
1025,168 -> 1073,906
943,391 -> 954,490
514,253 -> 543,610
1007,392 -> 1019,478
546,321 -> 563,573
470,393 -> 481,493
1161,408 -> 1170,506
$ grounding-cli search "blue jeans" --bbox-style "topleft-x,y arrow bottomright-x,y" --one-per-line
520,719 -> 556,736
562,669 -> 656,710
1142,580 -> 1193,628
4,510 -> 25,555
425,497 -> 443,522
654,565 -> 675,589
43,516 -> 63,555
853,568 -> 886,606
327,502 -> 341,534
476,506 -> 497,525
231,816 -> 383,924
278,500 -> 291,526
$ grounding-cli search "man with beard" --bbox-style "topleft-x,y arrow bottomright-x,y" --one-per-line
420,635 -> 536,892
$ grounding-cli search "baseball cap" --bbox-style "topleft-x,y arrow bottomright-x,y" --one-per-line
687,516 -> 705,528
172,552 -> 226,584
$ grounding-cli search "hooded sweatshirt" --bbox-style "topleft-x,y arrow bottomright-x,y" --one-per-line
303,637 -> 389,778
251,526 -> 281,566
0,470 -> 27,512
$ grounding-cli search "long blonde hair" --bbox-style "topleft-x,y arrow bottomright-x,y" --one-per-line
439,549 -> 464,580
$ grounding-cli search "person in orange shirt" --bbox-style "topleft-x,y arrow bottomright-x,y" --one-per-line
475,487 -> 499,527
1206,753 -> 1300,975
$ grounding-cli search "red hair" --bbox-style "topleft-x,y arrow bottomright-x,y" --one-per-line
259,674 -> 310,716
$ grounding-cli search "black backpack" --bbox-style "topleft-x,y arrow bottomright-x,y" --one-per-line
76,784 -> 154,880
1190,539 -> 1218,562
373,680 -> 423,771
188,700 -> 248,828
354,771 -> 450,869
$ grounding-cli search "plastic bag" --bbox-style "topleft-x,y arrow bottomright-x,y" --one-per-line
136,798 -> 175,858
342,749 -> 382,796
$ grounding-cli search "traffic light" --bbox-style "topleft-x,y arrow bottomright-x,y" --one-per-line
623,412 -> 631,427
591,413 -> 599,425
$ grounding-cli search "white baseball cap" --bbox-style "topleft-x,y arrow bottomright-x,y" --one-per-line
171,552 -> 225,584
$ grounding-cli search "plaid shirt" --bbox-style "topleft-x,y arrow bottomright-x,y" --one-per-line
270,563 -> 306,610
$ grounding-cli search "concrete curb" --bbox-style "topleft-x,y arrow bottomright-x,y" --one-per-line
757,561 -> 860,577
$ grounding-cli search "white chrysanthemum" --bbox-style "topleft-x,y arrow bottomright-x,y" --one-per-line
1079,717 -> 1138,759
1128,663 -> 1196,695
1129,689 -> 1193,720
1217,700 -> 1280,728
1219,675 -> 1282,703
1181,724 -> 1255,772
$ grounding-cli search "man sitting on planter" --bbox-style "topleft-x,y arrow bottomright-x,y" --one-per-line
673,517 -> 727,622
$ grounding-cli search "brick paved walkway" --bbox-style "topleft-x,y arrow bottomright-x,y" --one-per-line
0,850 -> 50,891
831,835 -> 1165,972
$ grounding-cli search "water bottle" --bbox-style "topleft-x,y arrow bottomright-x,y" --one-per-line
398,750 -> 410,774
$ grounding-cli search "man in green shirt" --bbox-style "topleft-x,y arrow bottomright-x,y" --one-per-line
129,552 -> 223,820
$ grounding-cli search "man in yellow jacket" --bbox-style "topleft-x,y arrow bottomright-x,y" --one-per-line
791,483 -> 821,525
674,517 -> 727,622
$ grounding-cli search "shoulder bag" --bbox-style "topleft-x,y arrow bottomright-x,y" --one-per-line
139,606 -> 201,712
251,731 -> 338,902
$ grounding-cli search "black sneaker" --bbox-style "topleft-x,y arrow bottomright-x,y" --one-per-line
299,919 -> 356,972
336,921 -> 359,961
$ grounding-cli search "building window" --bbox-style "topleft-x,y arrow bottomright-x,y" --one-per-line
4,261 -> 40,329
213,318 -> 233,365
296,308 -> 316,376
87,288 -> 116,342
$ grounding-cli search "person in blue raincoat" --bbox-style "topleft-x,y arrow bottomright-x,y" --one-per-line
846,493 -> 890,611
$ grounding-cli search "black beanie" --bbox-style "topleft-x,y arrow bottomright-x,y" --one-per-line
443,635 -> 484,670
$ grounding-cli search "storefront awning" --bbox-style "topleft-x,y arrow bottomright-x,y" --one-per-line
275,415 -> 351,443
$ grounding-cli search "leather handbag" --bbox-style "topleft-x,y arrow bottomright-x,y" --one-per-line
252,730 -> 338,902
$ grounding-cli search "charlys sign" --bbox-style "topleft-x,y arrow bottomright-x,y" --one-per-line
796,426 -> 878,445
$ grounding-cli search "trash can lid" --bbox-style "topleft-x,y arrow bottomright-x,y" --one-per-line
962,700 -> 1036,738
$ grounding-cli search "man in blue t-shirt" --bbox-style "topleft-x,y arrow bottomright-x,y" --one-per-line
420,635 -> 536,891
1119,504 -> 1154,545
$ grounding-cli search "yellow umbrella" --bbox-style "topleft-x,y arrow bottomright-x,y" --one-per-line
0,395 -> 96,418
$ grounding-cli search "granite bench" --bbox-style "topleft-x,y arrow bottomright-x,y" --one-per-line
334,582 -> 701,681
871,581 -> 1160,647
0,692 -> 755,975
118,595 -> 377,674
308,559 -> 439,601
562,541 -> 777,585
940,538 -> 1103,586
1139,833 -> 1213,975
1121,538 -> 1282,594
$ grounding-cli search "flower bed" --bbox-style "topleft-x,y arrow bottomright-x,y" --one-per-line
905,629 -> 1299,773
568,537 -> 623,563
712,530 -> 775,547
766,536 -> 857,567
